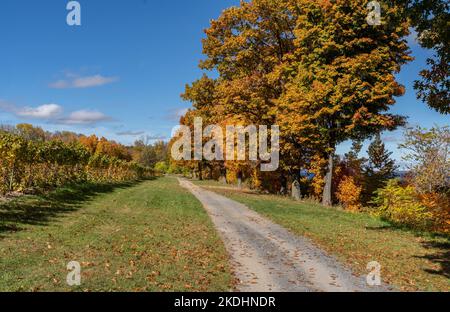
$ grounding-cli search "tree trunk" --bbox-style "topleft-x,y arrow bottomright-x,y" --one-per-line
198,162 -> 203,181
208,165 -> 213,180
292,180 -> 301,200
219,168 -> 227,184
237,171 -> 243,189
322,152 -> 334,207
279,173 -> 287,195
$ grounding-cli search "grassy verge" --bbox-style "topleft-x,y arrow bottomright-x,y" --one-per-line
193,180 -> 449,291
0,177 -> 233,291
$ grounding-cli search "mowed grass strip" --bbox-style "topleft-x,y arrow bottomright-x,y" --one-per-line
195,182 -> 449,292
0,177 -> 233,291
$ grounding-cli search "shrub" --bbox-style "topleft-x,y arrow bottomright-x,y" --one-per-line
419,192 -> 450,233
154,161 -> 169,173
0,132 -> 154,195
336,176 -> 362,212
373,179 -> 434,230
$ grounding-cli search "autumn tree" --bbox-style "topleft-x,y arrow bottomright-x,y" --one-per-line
277,0 -> 411,206
95,138 -> 132,161
332,140 -> 366,203
16,123 -> 47,141
400,126 -> 449,194
79,135 -> 99,154
182,0 -> 414,199
336,175 -> 363,212
182,75 -> 219,121
200,0 -> 296,123
52,131 -> 81,144
199,0 -> 301,188
134,140 -> 169,168
181,76 -> 222,180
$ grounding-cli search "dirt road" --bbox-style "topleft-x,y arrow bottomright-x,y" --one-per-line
179,179 -> 387,292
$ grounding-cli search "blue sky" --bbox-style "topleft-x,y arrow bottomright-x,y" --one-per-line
0,0 -> 448,166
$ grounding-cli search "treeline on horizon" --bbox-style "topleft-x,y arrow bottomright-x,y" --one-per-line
0,123 -> 169,195
168,0 -> 449,233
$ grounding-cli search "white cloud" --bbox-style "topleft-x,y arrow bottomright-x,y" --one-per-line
0,100 -> 112,126
146,134 -> 167,141
73,75 -> 118,88
16,104 -> 63,119
58,110 -> 112,125
0,101 -> 63,120
116,130 -> 146,136
137,134 -> 168,144
49,80 -> 69,89
49,74 -> 119,89
58,110 -> 111,125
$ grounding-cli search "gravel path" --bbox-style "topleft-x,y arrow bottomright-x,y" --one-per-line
179,179 -> 387,292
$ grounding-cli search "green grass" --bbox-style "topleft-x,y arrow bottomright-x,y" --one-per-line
0,177 -> 233,292
194,181 -> 449,292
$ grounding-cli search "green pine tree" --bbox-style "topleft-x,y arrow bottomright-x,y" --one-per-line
363,134 -> 398,203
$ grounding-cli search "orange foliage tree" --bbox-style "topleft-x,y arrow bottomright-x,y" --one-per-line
336,176 -> 363,212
